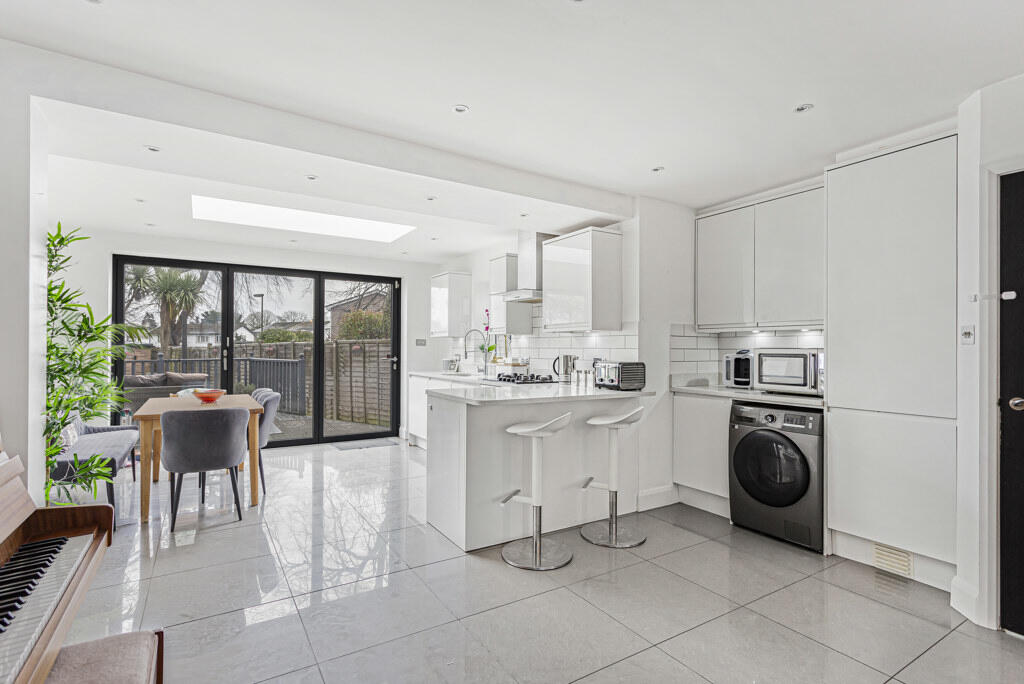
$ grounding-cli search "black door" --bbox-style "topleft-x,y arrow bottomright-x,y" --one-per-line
1000,170 -> 1024,633
732,429 -> 810,508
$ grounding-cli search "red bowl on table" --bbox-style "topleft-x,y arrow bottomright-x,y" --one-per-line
192,389 -> 226,404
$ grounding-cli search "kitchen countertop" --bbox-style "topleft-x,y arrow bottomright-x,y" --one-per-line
671,383 -> 825,408
428,383 -> 655,406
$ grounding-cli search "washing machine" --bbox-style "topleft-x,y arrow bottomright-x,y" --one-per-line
728,402 -> 824,553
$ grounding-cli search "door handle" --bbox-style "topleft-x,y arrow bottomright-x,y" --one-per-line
1010,398 -> 1024,411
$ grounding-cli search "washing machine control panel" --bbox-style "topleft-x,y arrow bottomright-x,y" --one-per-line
730,403 -> 822,436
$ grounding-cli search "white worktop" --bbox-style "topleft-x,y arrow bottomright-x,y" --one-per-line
671,383 -> 825,408
427,383 -> 655,406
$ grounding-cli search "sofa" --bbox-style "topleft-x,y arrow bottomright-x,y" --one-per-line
51,413 -> 138,517
122,371 -> 209,414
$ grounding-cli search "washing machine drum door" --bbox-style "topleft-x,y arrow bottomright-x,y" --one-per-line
733,429 -> 810,508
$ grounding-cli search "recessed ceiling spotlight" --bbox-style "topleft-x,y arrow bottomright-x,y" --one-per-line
401,250 -> 409,255
751,329 -> 760,334
794,103 -> 814,113
801,328 -> 810,332
134,198 -> 145,203
651,166 -> 665,173
430,237 -> 439,241
426,195 -> 437,201
520,212 -> 529,218
452,104 -> 470,114
288,239 -> 298,244
85,0 -> 103,4
145,145 -> 160,152
305,174 -> 318,181
144,222 -> 156,227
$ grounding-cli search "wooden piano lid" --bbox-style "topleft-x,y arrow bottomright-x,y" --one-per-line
0,453 -> 37,560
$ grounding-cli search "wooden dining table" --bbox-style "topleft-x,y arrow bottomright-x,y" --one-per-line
133,394 -> 264,525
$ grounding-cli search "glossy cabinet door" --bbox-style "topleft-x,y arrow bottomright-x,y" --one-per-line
542,227 -> 622,332
407,374 -> 429,440
430,272 -> 472,337
489,254 -> 517,293
672,394 -> 732,498
696,206 -> 755,329
488,294 -> 532,335
826,137 -> 957,418
827,408 -> 956,562
754,188 -> 825,326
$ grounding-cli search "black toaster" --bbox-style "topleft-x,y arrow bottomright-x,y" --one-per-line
594,361 -> 646,391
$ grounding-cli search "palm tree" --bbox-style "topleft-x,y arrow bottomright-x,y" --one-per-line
149,268 -> 209,353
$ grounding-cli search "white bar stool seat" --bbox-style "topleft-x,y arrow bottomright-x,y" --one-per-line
500,411 -> 573,571
580,405 -> 646,548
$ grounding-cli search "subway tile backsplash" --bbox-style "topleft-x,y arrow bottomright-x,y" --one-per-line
669,325 -> 824,384
448,303 -> 639,374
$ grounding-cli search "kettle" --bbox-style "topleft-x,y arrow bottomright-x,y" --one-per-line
552,354 -> 579,383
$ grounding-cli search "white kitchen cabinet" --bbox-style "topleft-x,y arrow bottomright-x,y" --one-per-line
826,408 -> 956,563
488,294 -> 533,335
430,272 -> 472,338
696,206 -> 755,329
672,394 -> 732,498
542,227 -> 622,332
826,137 -> 957,418
754,188 -> 825,326
489,254 -> 518,293
408,374 -> 460,446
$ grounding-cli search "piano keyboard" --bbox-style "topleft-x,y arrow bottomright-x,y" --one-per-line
0,534 -> 92,684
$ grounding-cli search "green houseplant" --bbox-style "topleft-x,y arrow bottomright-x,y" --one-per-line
45,223 -> 144,504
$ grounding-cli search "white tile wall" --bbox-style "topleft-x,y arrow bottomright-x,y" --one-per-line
449,304 -> 639,374
668,326 -> 825,385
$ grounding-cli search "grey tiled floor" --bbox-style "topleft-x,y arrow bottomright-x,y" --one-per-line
70,441 -> 1024,683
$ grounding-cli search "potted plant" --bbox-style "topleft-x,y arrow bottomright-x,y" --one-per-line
45,223 -> 144,504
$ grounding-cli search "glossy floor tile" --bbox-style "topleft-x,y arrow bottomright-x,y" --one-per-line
67,441 -> 1012,683
568,561 -> 736,643
652,539 -> 807,604
575,647 -> 708,683
748,577 -> 949,675
462,588 -> 649,684
661,608 -> 887,684
317,621 -> 516,683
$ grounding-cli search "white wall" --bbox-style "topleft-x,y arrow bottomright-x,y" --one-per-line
0,38 -> 631,501
954,71 -> 1024,628
62,230 -> 446,437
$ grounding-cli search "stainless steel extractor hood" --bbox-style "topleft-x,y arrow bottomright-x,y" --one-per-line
500,231 -> 554,303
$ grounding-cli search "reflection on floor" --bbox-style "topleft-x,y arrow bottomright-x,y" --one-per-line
72,442 -> 1024,683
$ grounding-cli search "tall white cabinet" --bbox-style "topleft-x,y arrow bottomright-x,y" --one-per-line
542,227 -> 622,332
825,136 -> 957,564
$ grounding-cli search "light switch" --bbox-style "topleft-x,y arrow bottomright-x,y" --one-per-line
415,338 -> 427,347
960,325 -> 976,345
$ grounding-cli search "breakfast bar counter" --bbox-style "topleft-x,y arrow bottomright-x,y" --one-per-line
425,385 -> 652,550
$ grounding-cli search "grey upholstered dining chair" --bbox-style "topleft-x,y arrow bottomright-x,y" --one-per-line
254,391 -> 281,495
160,407 -> 249,531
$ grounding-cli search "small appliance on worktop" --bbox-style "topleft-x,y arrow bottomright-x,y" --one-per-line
724,348 -> 823,397
595,361 -> 646,391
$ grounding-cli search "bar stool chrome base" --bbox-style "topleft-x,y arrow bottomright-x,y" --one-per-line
580,519 -> 646,549
501,537 -> 573,571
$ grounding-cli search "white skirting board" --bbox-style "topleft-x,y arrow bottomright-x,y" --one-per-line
407,433 -> 426,449
674,483 -> 730,519
638,484 -> 678,511
831,530 -> 956,592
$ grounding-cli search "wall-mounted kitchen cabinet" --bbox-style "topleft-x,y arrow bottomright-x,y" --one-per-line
696,206 -> 755,329
489,254 -> 518,294
429,271 -> 472,338
488,294 -> 533,335
542,227 -> 622,332
754,188 -> 825,327
696,187 -> 824,331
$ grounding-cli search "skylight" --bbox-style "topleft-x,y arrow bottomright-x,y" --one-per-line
191,195 -> 416,243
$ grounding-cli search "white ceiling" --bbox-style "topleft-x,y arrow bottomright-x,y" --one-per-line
41,100 -> 625,261
4,1 -> 1024,208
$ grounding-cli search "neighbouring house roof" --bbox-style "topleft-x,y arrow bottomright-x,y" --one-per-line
325,291 -> 387,313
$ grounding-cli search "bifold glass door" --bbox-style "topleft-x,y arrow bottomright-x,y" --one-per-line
115,256 -> 400,445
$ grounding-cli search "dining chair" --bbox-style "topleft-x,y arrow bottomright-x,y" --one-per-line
252,388 -> 282,437
254,391 -> 281,495
160,407 -> 249,531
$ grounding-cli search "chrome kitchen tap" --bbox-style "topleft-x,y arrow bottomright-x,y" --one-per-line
464,328 -> 488,373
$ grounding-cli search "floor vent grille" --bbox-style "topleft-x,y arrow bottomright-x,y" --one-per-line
873,543 -> 913,578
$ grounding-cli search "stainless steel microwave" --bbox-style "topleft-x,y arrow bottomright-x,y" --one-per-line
751,348 -> 824,396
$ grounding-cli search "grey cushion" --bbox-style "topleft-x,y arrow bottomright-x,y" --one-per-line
165,371 -> 208,385
160,407 -> 250,473
46,631 -> 159,684
52,430 -> 136,480
123,372 -> 166,387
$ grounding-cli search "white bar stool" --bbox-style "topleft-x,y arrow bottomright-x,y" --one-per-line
499,411 -> 574,571
580,406 -> 646,548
